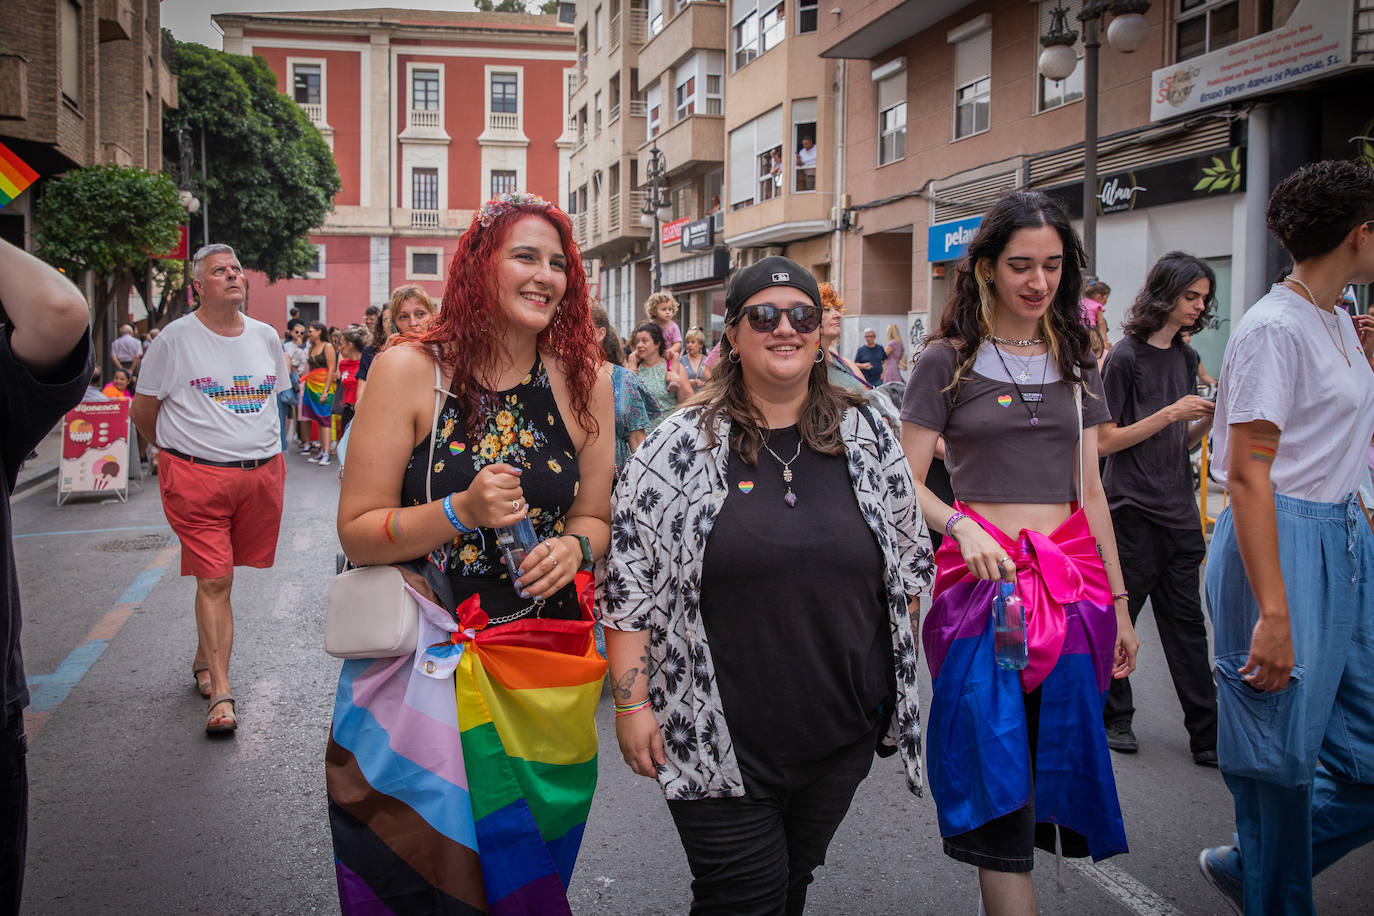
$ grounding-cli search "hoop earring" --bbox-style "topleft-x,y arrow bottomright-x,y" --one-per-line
728,349 -> 741,363
814,347 -> 825,363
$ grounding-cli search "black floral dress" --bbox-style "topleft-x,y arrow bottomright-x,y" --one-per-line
402,355 -> 583,621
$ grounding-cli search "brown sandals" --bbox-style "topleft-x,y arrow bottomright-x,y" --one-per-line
192,662 -> 212,698
205,693 -> 237,735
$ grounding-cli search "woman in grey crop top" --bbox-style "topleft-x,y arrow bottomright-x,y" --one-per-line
898,190 -> 1138,914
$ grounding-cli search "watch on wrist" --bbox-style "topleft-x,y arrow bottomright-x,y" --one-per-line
569,534 -> 594,571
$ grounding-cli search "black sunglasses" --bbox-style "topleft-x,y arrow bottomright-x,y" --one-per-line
734,303 -> 821,334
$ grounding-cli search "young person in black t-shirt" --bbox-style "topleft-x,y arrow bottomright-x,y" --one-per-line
0,239 -> 93,913
1097,252 -> 1218,764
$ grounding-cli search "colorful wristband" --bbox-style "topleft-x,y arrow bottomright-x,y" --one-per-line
613,698 -> 652,718
1111,591 -> 1129,602
441,494 -> 475,534
945,512 -> 968,540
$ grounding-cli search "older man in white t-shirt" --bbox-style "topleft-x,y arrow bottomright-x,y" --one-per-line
131,244 -> 289,737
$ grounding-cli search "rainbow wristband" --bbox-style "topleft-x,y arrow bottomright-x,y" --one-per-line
441,494 -> 475,534
945,512 -> 968,540
613,698 -> 651,718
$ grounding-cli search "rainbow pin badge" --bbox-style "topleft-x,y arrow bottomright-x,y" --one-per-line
449,441 -> 465,454
737,480 -> 755,494
997,394 -> 1013,408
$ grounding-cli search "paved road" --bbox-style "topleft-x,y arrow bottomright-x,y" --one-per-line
12,451 -> 1373,914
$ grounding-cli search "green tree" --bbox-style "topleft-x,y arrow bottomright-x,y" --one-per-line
163,37 -> 341,283
33,164 -> 183,379
476,0 -> 559,12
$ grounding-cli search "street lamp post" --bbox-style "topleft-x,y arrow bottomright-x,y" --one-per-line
639,140 -> 673,293
177,125 -> 201,311
1039,0 -> 1150,272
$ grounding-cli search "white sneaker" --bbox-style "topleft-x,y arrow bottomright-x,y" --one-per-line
317,453 -> 331,466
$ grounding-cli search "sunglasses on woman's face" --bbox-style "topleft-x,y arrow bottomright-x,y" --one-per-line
736,303 -> 821,335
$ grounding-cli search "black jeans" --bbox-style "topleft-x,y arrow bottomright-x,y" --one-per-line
1104,507 -> 1218,753
666,727 -> 877,916
1,706 -> 28,916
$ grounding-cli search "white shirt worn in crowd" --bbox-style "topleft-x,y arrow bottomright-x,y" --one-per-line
137,312 -> 291,462
798,144 -> 817,169
1212,283 -> 1374,503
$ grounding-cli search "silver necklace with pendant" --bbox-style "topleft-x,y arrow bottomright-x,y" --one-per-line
760,434 -> 803,507
996,343 -> 1036,383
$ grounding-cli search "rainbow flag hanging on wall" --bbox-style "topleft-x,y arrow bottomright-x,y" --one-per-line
0,140 -> 39,209
327,572 -> 606,914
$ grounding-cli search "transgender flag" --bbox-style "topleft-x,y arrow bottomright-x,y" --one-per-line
0,141 -> 38,210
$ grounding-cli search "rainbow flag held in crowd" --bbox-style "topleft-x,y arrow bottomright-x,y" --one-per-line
0,141 -> 38,210
327,572 -> 605,915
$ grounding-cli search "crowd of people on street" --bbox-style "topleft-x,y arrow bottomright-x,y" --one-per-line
3,160 -> 1374,916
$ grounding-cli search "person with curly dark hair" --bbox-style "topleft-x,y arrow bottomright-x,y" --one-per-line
900,190 -> 1136,915
603,256 -> 932,914
329,192 -> 613,912
1196,159 -> 1374,916
1096,252 -> 1218,764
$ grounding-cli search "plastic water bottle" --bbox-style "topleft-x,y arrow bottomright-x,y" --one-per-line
992,580 -> 1028,671
495,517 -> 539,588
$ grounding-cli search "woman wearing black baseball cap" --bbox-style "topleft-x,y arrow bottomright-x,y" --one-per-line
600,256 -> 934,913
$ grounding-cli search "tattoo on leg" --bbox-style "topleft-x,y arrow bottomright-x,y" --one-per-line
612,667 -> 640,702
383,510 -> 401,543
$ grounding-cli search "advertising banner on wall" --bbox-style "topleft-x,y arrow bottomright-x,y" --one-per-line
1040,146 -> 1247,220
58,400 -> 131,505
1149,0 -> 1353,122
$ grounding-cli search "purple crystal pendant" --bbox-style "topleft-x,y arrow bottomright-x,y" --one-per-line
784,489 -> 797,507
1030,418 -> 1039,427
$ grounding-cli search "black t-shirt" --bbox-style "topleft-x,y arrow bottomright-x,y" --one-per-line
699,425 -> 891,784
356,345 -> 377,382
2,324 -> 94,726
1101,335 -> 1199,529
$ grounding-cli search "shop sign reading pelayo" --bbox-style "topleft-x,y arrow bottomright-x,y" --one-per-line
1149,0 -> 1352,122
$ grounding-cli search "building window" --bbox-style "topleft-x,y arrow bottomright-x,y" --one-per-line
491,73 -> 518,114
760,1 -> 785,52
307,244 -> 325,278
728,106 -> 782,209
61,0 -> 80,105
733,8 -> 759,69
797,0 -> 817,34
675,76 -> 696,120
412,69 -> 439,111
594,5 -> 604,48
648,0 -> 663,35
876,70 -> 906,165
951,18 -> 991,140
412,168 -> 439,211
1037,0 -> 1084,111
647,83 -> 662,138
1176,0 -> 1239,62
793,98 -> 817,192
408,248 -> 443,279
705,73 -> 723,114
491,170 -> 518,197
293,63 -> 321,106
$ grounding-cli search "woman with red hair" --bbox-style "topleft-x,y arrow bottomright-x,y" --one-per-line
329,192 -> 613,913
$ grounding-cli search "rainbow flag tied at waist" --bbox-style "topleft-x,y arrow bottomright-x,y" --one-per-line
328,570 -> 606,914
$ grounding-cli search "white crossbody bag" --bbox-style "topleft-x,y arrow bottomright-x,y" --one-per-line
324,366 -> 448,659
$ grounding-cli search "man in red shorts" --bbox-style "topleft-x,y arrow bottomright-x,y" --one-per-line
131,244 -> 289,736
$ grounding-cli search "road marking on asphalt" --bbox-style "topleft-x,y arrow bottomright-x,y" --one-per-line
23,540 -> 179,740
13,523 -> 169,539
1068,859 -> 1186,916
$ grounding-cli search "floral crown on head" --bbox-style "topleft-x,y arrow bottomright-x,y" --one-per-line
476,191 -> 555,228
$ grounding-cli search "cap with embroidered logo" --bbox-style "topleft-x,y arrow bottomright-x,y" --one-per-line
724,255 -> 822,326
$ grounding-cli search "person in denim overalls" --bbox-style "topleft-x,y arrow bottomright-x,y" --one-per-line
1198,159 -> 1374,915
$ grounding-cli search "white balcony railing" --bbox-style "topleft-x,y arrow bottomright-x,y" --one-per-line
628,99 -> 647,118
408,108 -> 440,129
573,211 -> 588,246
609,103 -> 621,124
608,192 -> 622,234
488,111 -> 519,131
411,209 -> 440,229
610,13 -> 622,50
301,102 -> 324,124
575,135 -> 587,152
591,209 -> 602,239
627,10 -> 648,44
629,190 -> 649,223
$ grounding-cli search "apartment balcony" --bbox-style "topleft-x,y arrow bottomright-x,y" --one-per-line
637,0 -> 726,87
722,187 -> 833,249
489,112 -> 519,132
580,190 -> 650,259
818,0 -> 974,60
0,55 -> 27,121
410,208 -> 440,229
628,100 -> 647,119
98,0 -> 134,42
409,108 -> 440,129
623,8 -> 649,45
638,112 -> 724,180
300,102 -> 325,125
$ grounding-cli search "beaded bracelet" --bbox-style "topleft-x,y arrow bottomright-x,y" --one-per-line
613,698 -> 652,718
945,512 -> 969,540
441,494 -> 476,534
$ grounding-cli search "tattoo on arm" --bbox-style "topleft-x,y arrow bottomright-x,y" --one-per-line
611,667 -> 641,702
1097,543 -> 1105,560
383,510 -> 400,543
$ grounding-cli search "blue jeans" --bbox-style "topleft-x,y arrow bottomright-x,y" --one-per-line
1205,493 -> 1374,914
